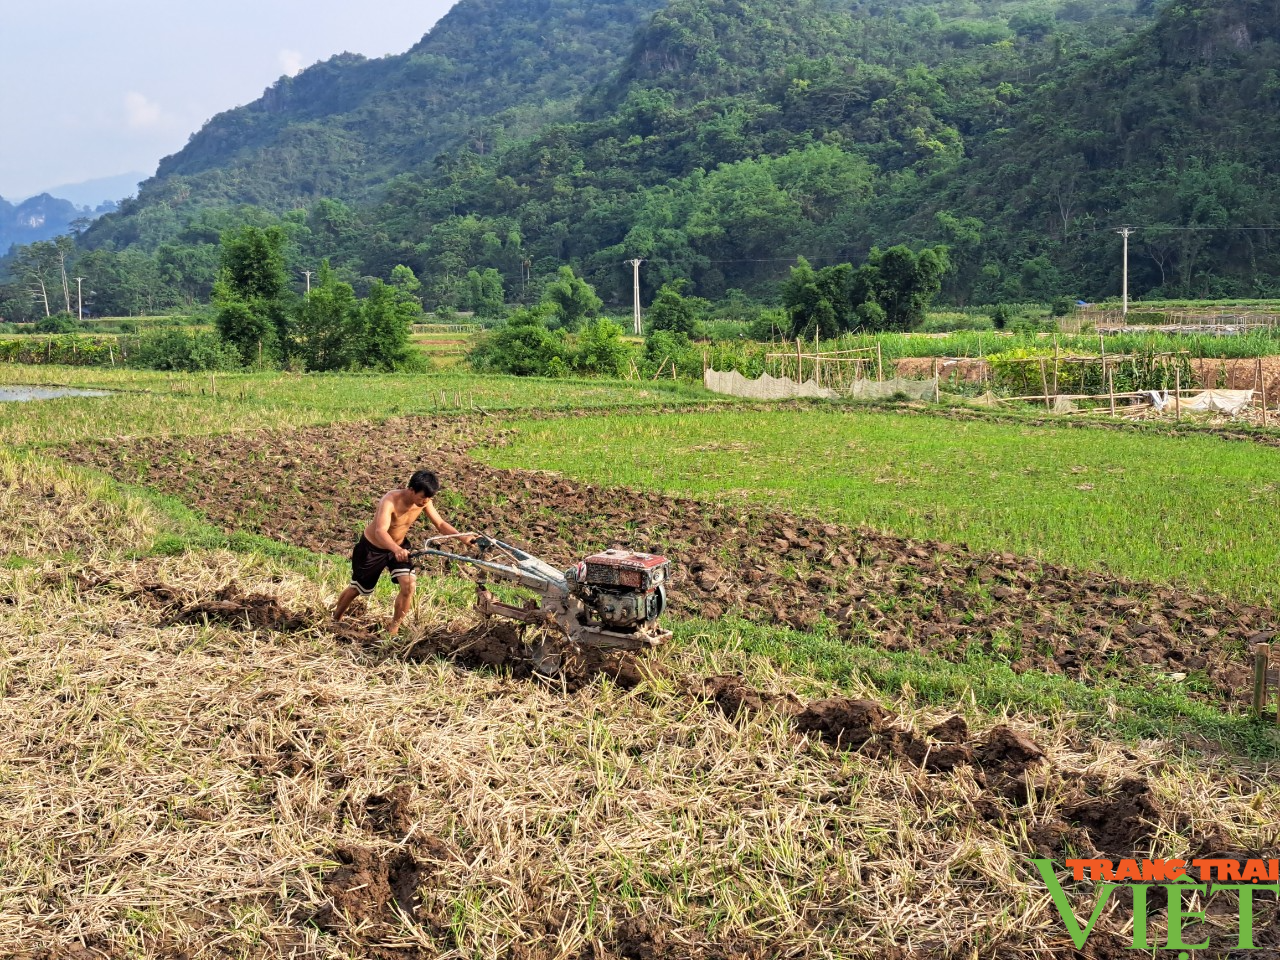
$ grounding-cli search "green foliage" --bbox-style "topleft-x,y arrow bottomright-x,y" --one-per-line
356,274 -> 420,371
219,225 -> 289,303
462,268 -> 506,318
540,266 -> 602,331
36,0 -> 1280,309
34,313 -> 78,334
0,335 -> 119,366
129,329 -> 243,372
213,225 -> 291,364
293,261 -> 360,371
572,318 -> 632,377
645,280 -> 707,337
781,257 -> 854,339
917,312 -> 994,333
988,345 -> 1193,395
851,245 -> 951,331
468,306 -> 569,375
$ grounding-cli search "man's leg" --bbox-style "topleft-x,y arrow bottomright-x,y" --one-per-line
333,585 -> 360,621
337,538 -> 377,623
388,573 -> 416,635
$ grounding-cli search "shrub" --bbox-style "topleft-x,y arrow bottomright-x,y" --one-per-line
646,280 -> 708,337
34,313 -> 78,334
572,318 -> 633,377
468,307 -> 568,376
918,313 -> 995,333
129,329 -> 243,372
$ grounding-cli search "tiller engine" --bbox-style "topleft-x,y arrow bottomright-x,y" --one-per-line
411,535 -> 672,674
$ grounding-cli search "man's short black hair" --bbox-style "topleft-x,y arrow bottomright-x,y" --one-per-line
408,469 -> 440,496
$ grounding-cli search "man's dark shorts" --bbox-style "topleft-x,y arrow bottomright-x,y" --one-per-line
348,535 -> 413,595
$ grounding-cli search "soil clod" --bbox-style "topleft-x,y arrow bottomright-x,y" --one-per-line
1063,776 -> 1160,856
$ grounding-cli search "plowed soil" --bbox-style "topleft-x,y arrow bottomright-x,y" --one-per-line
58,416 -> 1277,710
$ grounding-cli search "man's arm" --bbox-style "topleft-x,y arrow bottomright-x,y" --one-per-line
369,495 -> 409,559
425,500 -> 474,545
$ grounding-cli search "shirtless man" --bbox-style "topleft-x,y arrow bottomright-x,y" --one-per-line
332,469 -> 473,635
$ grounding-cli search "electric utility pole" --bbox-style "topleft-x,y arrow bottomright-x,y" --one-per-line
1116,227 -> 1133,316
74,277 -> 85,321
624,259 -> 644,335
302,270 -> 313,294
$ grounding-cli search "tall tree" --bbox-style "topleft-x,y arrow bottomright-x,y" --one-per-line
645,279 -> 707,336
541,266 -> 602,331
214,225 -> 291,363
293,261 -> 359,371
782,257 -> 854,339
851,245 -> 950,331
356,270 -> 421,371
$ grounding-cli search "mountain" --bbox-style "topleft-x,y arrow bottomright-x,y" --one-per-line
0,194 -> 91,254
86,0 -> 666,245
365,0 -> 1155,300
26,172 -> 146,210
40,0 -> 1280,315
901,0 -> 1280,301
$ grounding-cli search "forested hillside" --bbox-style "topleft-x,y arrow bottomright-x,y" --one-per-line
905,0 -> 1280,301
10,0 -> 1280,318
364,0 -> 1157,302
83,0 -> 666,250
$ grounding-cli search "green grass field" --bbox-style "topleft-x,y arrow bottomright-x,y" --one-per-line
0,365 -> 722,447
476,408 -> 1280,608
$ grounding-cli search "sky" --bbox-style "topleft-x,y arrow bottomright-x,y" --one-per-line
0,0 -> 459,202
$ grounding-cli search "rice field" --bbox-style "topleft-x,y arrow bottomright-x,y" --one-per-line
3,364 -> 1278,958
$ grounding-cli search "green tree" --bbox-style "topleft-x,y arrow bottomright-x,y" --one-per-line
540,266 -> 602,331
35,312 -> 78,334
462,267 -> 506,318
390,264 -> 422,296
11,241 -> 61,317
214,225 -> 291,363
293,260 -> 359,371
645,279 -> 708,336
573,317 -> 631,377
781,257 -> 854,339
356,275 -> 420,371
156,243 -> 219,304
850,245 -> 950,331
468,306 -> 567,376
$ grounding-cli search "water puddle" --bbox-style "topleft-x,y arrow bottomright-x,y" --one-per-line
0,386 -> 112,402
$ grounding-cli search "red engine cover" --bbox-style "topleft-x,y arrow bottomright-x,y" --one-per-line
582,549 -> 669,590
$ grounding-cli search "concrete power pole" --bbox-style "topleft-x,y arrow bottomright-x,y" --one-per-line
624,259 -> 644,335
1116,227 -> 1134,316
302,270 -> 314,295
74,277 -> 85,321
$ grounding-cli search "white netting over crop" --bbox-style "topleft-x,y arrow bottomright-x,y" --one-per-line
704,369 -> 936,401
703,369 -> 839,399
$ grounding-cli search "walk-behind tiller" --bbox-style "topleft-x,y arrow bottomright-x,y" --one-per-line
410,534 -> 672,675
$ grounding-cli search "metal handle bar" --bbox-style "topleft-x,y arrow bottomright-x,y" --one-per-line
408,534 -> 568,597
